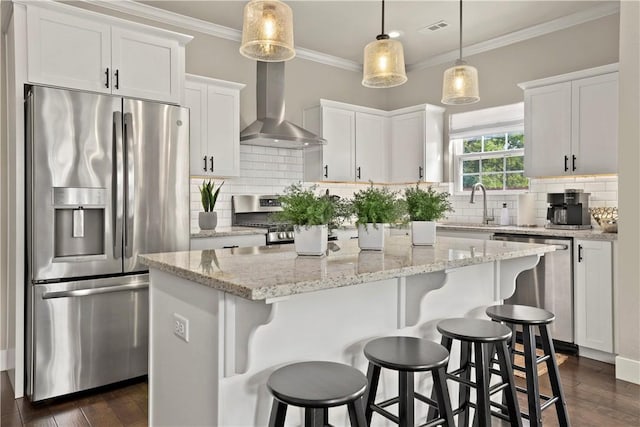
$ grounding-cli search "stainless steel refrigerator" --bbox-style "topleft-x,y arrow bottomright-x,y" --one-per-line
25,86 -> 189,401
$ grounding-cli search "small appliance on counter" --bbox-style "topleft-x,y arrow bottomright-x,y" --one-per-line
546,189 -> 591,229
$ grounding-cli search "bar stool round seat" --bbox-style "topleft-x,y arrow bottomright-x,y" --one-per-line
363,336 -> 455,426
364,336 -> 450,371
486,304 -> 555,325
486,304 -> 571,427
434,318 -> 522,427
266,361 -> 368,427
436,317 -> 513,342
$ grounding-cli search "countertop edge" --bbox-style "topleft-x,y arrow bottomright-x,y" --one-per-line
191,226 -> 268,238
139,241 -> 554,301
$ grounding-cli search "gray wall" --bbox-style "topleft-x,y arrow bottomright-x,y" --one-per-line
0,0 -> 6,359
617,0 -> 640,379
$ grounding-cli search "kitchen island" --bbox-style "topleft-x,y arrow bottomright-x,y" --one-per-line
140,235 -> 554,426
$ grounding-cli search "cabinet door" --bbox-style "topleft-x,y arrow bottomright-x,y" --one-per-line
523,83 -> 572,177
27,7 -> 111,93
355,112 -> 387,183
184,81 -> 209,176
390,111 -> 424,182
574,240 -> 613,353
322,107 -> 355,181
111,27 -> 181,103
571,73 -> 618,175
206,86 -> 240,177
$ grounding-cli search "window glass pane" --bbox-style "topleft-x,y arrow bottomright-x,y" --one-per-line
506,155 -> 524,171
462,175 -> 479,190
482,158 -> 504,172
463,159 -> 480,173
481,174 -> 504,190
507,133 -> 524,149
483,134 -> 506,152
506,173 -> 529,190
462,137 -> 482,153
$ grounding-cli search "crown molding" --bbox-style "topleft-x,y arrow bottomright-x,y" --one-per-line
76,0 -> 618,75
79,0 -> 361,72
407,1 -> 620,72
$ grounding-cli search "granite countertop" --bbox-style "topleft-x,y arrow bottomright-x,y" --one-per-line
191,226 -> 268,238
437,223 -> 618,241
139,235 -> 555,301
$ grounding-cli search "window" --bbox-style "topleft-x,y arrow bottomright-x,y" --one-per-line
456,131 -> 527,191
449,103 -> 528,192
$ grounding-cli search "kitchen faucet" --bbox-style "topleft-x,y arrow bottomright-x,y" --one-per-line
470,182 -> 495,224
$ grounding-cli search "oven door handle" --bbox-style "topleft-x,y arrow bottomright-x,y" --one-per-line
42,282 -> 149,299
551,244 -> 569,251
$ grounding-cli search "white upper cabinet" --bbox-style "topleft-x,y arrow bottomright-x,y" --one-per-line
25,2 -> 191,103
184,75 -> 245,177
390,105 -> 444,183
519,64 -> 618,177
304,102 -> 387,182
355,112 -> 387,183
303,100 -> 443,183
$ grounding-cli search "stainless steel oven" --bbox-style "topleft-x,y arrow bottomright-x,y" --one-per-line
492,233 -> 574,345
232,195 -> 337,245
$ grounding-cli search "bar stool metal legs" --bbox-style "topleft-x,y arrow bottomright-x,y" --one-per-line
486,304 -> 571,427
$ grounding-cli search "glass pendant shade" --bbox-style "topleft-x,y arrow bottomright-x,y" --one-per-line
362,38 -> 407,88
240,0 -> 295,62
441,60 -> 480,105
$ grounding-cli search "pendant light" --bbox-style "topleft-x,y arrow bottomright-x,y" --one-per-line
362,0 -> 407,88
240,0 -> 295,62
441,0 -> 479,104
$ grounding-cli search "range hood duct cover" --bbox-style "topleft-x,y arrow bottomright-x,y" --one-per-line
240,61 -> 326,149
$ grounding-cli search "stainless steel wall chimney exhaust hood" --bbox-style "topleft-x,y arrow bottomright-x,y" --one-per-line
240,61 -> 326,149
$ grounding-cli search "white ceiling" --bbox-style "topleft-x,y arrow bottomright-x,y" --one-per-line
138,0 -> 619,67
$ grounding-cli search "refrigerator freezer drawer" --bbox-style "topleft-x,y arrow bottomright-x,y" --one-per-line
28,275 -> 149,401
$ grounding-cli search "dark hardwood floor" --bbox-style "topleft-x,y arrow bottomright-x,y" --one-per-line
1,356 -> 639,426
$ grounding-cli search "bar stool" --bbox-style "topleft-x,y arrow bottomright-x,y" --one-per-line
266,361 -> 367,427
486,304 -> 571,427
363,336 -> 455,427
435,318 -> 522,427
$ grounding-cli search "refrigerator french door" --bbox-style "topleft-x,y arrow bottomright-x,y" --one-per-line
26,86 -> 189,401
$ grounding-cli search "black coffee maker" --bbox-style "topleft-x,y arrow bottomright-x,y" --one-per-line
546,189 -> 592,229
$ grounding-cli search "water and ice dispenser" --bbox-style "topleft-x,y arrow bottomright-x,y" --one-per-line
53,187 -> 106,259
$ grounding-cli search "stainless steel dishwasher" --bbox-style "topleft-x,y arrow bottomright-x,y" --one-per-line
492,233 -> 574,345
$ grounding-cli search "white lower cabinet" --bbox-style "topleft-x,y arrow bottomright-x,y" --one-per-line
190,234 -> 266,250
574,239 -> 614,354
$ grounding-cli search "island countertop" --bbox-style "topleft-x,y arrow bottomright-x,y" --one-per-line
139,235 -> 554,301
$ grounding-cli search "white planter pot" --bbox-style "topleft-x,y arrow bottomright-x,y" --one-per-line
199,211 -> 218,230
358,223 -> 385,251
411,221 -> 436,246
294,225 -> 328,256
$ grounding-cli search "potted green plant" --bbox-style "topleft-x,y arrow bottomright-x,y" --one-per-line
404,184 -> 453,245
350,184 -> 404,251
273,183 -> 339,256
198,179 -> 224,230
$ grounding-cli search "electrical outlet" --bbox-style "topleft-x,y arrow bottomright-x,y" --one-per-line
173,313 -> 189,342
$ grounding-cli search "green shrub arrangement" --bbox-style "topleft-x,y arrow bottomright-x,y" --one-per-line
404,184 -> 453,222
274,183 -> 340,227
199,180 -> 224,212
350,184 -> 404,227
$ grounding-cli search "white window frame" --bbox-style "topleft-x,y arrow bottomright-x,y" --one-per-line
453,133 -> 527,195
449,103 -> 528,195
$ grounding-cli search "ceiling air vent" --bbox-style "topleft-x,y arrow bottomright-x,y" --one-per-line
418,20 -> 449,34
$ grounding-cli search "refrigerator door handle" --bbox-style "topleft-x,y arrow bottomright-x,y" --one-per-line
113,112 -> 124,259
124,112 -> 135,259
42,282 -> 149,299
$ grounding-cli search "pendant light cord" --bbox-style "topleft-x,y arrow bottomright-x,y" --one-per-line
459,0 -> 463,60
381,0 -> 385,35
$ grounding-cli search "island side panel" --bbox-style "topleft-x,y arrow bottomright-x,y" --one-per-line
149,269 -> 224,427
